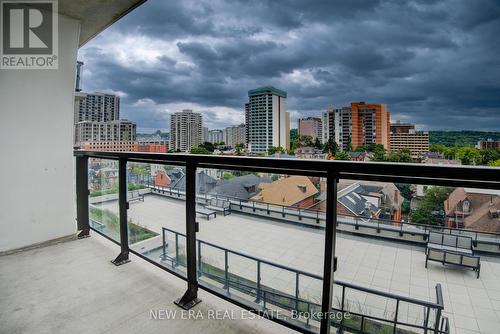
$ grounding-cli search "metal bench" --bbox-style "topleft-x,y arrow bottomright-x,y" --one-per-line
128,191 -> 144,202
425,231 -> 480,278
196,207 -> 216,220
205,198 -> 231,216
426,231 -> 473,255
426,248 -> 481,278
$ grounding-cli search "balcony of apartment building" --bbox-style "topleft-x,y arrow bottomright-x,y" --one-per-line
2,2 -> 500,334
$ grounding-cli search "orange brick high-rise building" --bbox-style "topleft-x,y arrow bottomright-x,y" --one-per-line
350,102 -> 390,150
322,102 -> 390,152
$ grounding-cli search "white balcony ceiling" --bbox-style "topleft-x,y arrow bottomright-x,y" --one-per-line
59,0 -> 146,47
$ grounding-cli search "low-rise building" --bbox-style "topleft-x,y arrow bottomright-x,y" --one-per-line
137,139 -> 168,153
209,174 -> 272,200
390,122 -> 429,158
422,157 -> 461,165
444,188 -> 500,232
348,152 -> 368,161
251,175 -> 319,208
74,119 -> 137,147
295,147 -> 327,159
79,141 -> 137,152
477,139 -> 500,150
312,180 -> 402,221
154,170 -> 171,187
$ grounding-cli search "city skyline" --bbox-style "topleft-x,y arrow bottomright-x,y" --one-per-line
79,0 -> 500,133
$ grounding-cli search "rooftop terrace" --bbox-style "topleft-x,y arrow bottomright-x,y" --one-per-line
91,193 -> 500,334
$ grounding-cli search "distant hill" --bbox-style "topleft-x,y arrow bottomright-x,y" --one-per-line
429,131 -> 500,147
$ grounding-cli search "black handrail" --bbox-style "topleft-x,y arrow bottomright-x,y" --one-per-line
75,150 -> 500,188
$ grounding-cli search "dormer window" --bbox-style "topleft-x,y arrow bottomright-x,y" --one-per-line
462,199 -> 471,213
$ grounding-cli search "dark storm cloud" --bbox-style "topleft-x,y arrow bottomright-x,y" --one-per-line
79,0 -> 500,131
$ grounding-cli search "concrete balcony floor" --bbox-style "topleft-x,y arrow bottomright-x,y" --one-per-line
0,236 -> 293,334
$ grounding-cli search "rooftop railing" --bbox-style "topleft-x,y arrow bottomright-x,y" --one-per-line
146,184 -> 500,253
74,150 -> 500,334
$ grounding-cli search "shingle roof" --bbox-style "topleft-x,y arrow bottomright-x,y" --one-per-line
338,183 -> 380,218
209,174 -> 271,200
445,187 -> 500,232
169,170 -> 217,194
251,176 -> 319,206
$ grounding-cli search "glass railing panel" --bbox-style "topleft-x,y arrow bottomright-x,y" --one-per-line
331,179 -> 450,334
125,162 -> 187,277
194,168 -> 326,332
198,241 -> 227,290
88,158 -> 121,242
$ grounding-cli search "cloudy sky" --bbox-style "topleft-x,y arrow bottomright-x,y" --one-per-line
79,0 -> 500,133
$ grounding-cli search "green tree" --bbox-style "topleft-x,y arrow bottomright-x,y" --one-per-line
456,147 -> 481,165
356,143 -> 385,153
314,137 -> 323,149
386,149 -> 414,163
354,143 -> 386,161
297,135 -> 314,148
345,136 -> 353,152
489,159 -> 500,167
323,138 -> 338,154
396,183 -> 414,200
190,146 -> 211,154
223,172 -> 234,180
334,151 -> 351,161
429,144 -> 457,160
371,145 -> 387,162
268,146 -> 285,155
401,199 -> 411,215
480,149 -> 500,165
410,186 -> 453,226
235,143 -> 245,156
199,142 -> 215,152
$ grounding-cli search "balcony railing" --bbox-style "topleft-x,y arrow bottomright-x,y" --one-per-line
158,226 -> 448,334
74,150 -> 500,334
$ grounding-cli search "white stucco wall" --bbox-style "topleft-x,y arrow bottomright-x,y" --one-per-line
0,14 -> 81,251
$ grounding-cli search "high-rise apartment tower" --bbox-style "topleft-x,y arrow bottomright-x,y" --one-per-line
170,109 -> 203,152
245,86 -> 290,153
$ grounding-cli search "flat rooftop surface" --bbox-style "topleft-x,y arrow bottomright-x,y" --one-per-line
107,194 -> 500,334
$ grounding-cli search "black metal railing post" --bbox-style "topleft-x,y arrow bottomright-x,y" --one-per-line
162,228 -> 166,260
295,272 -> 300,310
320,170 -> 338,334
175,233 -> 179,267
76,155 -> 90,238
174,162 -> 201,309
224,249 -> 230,292
393,299 -> 399,334
111,158 -> 131,266
197,240 -> 202,278
256,260 -> 261,302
